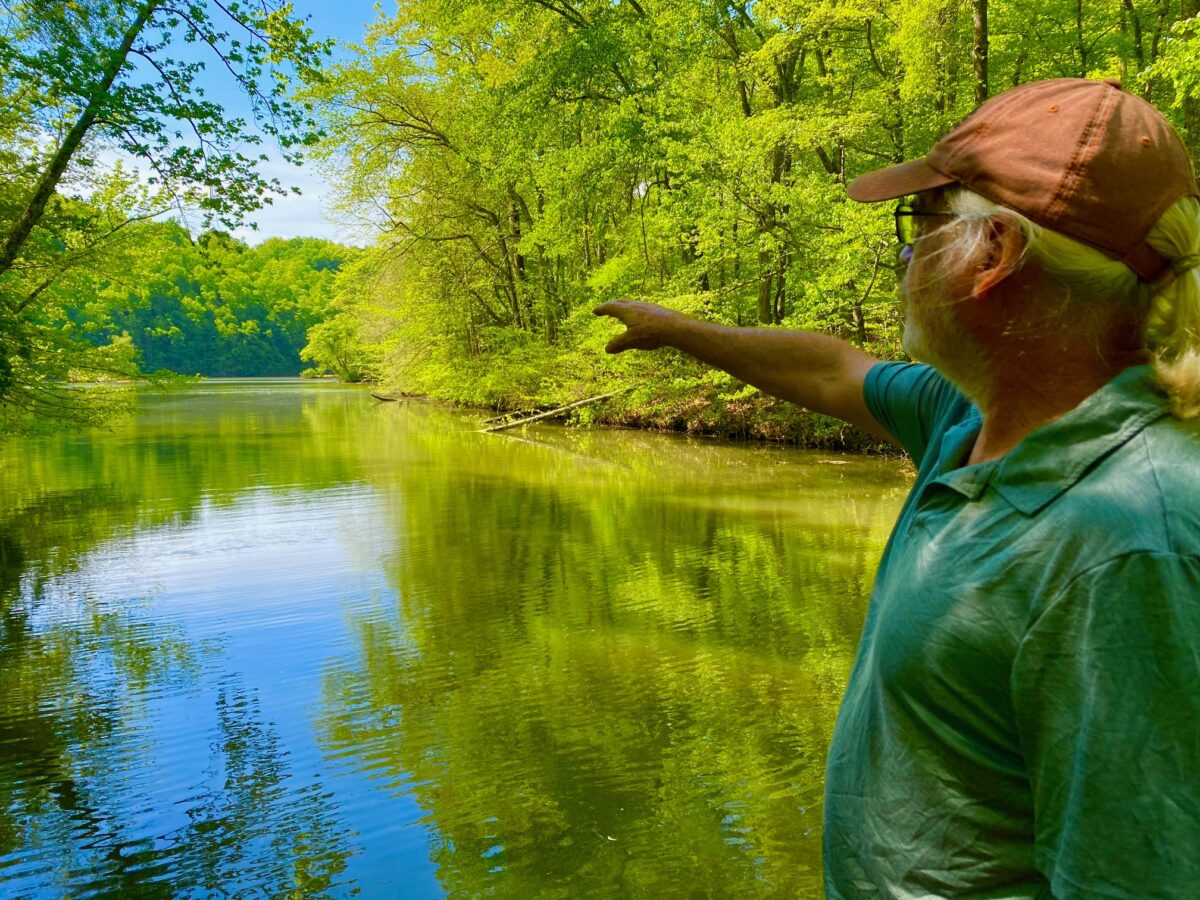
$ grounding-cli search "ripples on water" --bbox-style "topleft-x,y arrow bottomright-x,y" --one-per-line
0,380 -> 909,897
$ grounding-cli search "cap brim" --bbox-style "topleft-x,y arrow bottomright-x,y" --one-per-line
847,159 -> 956,202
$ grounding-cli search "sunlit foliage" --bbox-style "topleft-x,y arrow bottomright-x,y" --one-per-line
0,0 -> 330,429
315,0 -> 1200,429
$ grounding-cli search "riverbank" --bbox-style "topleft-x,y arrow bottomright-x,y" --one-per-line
361,326 -> 911,452
582,384 -> 891,452
382,376 -> 896,453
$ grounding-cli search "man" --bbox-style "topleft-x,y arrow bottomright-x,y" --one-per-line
594,78 -> 1200,898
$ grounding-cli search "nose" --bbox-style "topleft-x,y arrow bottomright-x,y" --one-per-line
899,244 -> 914,266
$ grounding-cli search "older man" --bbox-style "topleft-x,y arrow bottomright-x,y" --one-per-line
594,78 -> 1200,898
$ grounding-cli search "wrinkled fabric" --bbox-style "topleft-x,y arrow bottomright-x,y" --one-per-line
823,363 -> 1200,899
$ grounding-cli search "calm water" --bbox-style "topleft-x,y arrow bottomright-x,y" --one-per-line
0,380 -> 910,898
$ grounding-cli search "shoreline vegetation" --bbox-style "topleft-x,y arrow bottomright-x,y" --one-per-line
578,389 -> 888,451
372,374 -> 892,452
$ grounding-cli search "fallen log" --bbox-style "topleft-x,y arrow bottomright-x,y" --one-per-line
482,409 -> 520,424
483,391 -> 622,433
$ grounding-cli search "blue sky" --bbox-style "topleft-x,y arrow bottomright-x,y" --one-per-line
195,0 -> 394,245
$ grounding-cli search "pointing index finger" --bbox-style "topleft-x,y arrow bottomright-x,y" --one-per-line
592,299 -> 627,316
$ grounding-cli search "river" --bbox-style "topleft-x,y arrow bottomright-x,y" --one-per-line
0,379 -> 910,897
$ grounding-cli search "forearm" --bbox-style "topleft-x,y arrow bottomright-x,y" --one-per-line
668,318 -> 866,404
594,300 -> 893,442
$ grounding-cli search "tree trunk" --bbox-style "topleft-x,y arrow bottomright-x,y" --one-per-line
1075,0 -> 1088,78
483,391 -> 626,432
495,231 -> 524,329
773,249 -> 787,324
509,203 -> 526,283
582,204 -> 593,268
681,228 -> 709,292
756,142 -> 790,324
0,0 -> 163,281
972,0 -> 989,106
853,298 -> 867,345
756,254 -> 774,325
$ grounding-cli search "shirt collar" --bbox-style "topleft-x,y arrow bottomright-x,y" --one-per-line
931,414 -> 990,500
988,364 -> 1170,516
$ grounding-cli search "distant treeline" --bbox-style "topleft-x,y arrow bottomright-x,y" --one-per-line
79,224 -> 358,379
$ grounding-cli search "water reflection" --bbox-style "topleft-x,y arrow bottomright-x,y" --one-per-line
319,414 -> 906,896
0,384 -> 368,897
0,381 -> 909,897
0,480 -> 357,897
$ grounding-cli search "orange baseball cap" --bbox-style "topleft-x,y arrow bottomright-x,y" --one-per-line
848,78 -> 1199,283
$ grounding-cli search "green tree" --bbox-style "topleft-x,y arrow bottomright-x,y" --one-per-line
311,0 -> 1200,440
0,0 -> 330,429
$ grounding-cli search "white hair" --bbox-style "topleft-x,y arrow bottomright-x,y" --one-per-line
941,189 -> 1200,419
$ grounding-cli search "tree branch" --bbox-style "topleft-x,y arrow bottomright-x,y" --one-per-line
0,0 -> 164,279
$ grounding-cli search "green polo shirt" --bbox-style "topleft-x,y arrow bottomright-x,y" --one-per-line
824,362 -> 1200,899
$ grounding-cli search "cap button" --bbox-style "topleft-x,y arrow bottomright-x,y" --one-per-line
1103,78 -> 1123,89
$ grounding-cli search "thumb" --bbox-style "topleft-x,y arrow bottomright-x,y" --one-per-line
604,331 -> 635,354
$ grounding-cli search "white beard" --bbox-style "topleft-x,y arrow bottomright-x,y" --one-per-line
901,275 -> 992,405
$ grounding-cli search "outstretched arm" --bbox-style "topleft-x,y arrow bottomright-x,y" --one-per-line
593,300 -> 894,443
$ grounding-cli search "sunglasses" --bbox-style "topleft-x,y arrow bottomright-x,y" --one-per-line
893,203 -> 956,246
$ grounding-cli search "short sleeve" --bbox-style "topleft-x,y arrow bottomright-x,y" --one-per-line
863,362 -> 971,466
1011,552 -> 1200,899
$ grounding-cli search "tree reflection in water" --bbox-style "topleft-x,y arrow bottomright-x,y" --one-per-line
318,421 -> 903,897
0,382 -> 908,897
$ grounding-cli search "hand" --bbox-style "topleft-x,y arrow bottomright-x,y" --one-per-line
592,299 -> 683,354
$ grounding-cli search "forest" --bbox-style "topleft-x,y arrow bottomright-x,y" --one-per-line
306,0 -> 1200,441
90,225 -> 356,379
3,0 -> 1200,440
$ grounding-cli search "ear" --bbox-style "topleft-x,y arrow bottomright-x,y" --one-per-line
972,214 -> 1027,300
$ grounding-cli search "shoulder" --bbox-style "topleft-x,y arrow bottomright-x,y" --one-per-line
1139,415 -> 1200,550
1009,415 -> 1200,605
1084,415 -> 1200,555
864,362 -> 976,464
865,362 -> 961,413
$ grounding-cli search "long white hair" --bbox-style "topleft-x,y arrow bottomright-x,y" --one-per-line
941,190 -> 1200,419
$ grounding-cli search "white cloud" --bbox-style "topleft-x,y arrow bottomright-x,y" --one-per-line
230,152 -> 367,246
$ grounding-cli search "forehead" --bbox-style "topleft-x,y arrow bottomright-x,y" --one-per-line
912,186 -> 949,210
